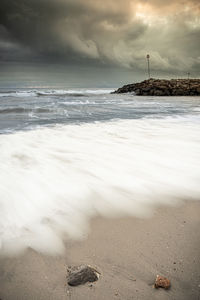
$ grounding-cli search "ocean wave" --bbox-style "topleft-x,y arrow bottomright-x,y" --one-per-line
0,118 -> 200,255
0,91 -> 37,98
59,100 -> 96,105
0,89 -> 114,98
0,107 -> 52,114
37,92 -> 86,97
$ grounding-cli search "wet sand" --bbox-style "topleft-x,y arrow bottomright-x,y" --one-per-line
0,201 -> 200,300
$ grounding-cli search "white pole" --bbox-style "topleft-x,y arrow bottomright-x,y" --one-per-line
147,54 -> 150,79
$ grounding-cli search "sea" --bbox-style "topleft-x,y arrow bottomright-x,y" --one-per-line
0,86 -> 200,255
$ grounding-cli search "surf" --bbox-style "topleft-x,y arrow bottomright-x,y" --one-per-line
0,117 -> 200,255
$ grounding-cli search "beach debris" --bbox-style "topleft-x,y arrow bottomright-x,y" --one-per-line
67,265 -> 100,286
154,275 -> 171,289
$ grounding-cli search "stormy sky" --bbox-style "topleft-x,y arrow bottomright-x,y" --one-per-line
0,0 -> 200,86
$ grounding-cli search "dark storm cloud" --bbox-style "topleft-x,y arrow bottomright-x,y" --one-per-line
0,0 -> 200,73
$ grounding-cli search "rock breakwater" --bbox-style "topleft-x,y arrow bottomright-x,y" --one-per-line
113,78 -> 200,96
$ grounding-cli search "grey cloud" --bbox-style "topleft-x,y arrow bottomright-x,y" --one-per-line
0,0 -> 200,74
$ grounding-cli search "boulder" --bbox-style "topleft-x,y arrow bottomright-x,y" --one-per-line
154,89 -> 165,96
67,265 -> 100,286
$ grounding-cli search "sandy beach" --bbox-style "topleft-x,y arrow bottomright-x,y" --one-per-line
1,1 -> 200,300
0,200 -> 200,300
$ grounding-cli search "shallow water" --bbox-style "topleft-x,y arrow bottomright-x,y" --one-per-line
0,88 -> 200,255
0,88 -> 200,133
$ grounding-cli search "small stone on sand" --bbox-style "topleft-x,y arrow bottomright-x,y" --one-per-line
154,275 -> 171,289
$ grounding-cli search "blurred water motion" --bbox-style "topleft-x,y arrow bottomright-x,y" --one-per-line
0,89 -> 200,255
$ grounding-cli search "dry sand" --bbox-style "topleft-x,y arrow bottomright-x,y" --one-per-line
0,201 -> 200,300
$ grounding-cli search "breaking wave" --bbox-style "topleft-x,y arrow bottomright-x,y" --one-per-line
0,89 -> 114,98
0,117 -> 200,255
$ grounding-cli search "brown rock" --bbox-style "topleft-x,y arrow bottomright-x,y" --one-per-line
135,89 -> 141,95
67,265 -> 100,286
154,89 -> 165,96
154,275 -> 171,289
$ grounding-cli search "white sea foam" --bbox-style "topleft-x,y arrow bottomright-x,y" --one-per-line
37,89 -> 114,96
0,118 -> 200,255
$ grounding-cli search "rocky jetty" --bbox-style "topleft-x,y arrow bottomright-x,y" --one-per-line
113,78 -> 200,96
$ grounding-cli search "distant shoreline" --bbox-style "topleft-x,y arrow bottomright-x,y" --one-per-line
113,78 -> 200,96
